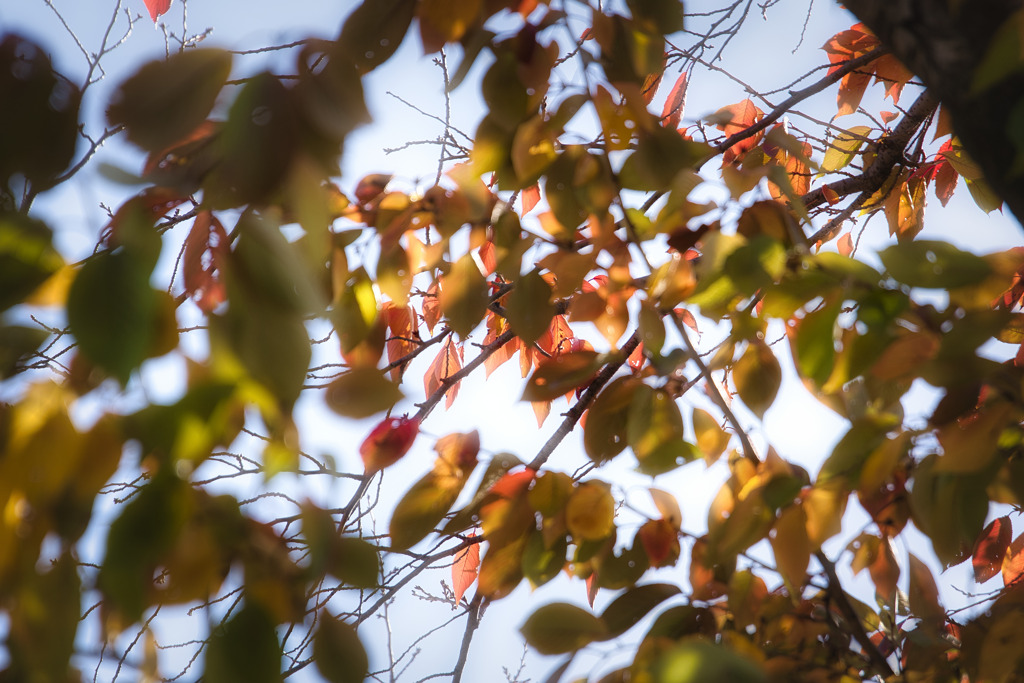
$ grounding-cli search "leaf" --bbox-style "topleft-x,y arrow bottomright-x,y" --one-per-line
440,253 -> 489,338
452,537 -> 481,604
973,516 -> 1012,583
522,184 -> 542,214
566,481 -> 615,541
478,532 -> 528,599
1002,532 -> 1024,586
520,603 -> 608,655
205,602 -> 284,683
600,583 -> 681,639
144,0 -> 171,21
803,479 -> 848,548
692,409 -> 730,465
769,503 -> 810,591
651,641 -> 767,683
821,125 -> 872,173
0,213 -> 64,313
907,554 -> 944,622
108,49 -> 232,152
325,367 -> 403,419
505,269 -> 557,344
521,350 -> 603,402
636,519 -> 681,568
313,613 -> 369,683
583,377 -> 642,463
732,340 -> 781,419
627,385 -> 697,475
727,570 -> 768,629
522,530 -> 568,588
182,211 -> 228,313
712,99 -> 765,164
383,302 -> 419,380
359,416 -> 419,474
660,70 -> 688,129
424,337 -> 464,410
339,0 -> 416,72
879,240 -> 992,289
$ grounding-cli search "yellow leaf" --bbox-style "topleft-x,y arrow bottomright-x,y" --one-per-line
770,503 -> 811,591
803,479 -> 848,548
565,481 -> 615,541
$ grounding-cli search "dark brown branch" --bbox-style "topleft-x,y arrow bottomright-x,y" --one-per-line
816,549 -> 896,678
527,332 -> 642,471
801,88 -> 939,214
706,46 -> 890,166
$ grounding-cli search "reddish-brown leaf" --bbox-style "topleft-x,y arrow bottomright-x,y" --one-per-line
636,519 -> 680,568
422,281 -> 441,333
182,211 -> 229,313
144,0 -> 172,22
452,536 -> 481,604
360,416 -> 420,473
424,337 -> 463,409
354,173 -> 392,205
661,71 -> 689,129
973,516 -> 1012,583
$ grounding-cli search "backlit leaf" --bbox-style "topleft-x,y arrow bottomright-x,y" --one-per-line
1002,532 -> 1024,586
452,537 -> 481,604
108,49 -> 232,152
600,583 -> 680,638
732,340 -> 781,419
144,0 -> 171,21
879,240 -> 992,289
313,614 -> 369,683
770,503 -> 810,591
505,269 -> 556,344
521,350 -> 603,402
692,408 -> 730,465
424,337 -> 464,409
359,416 -> 419,474
566,481 -> 615,541
584,377 -> 641,463
205,603 -> 283,683
973,516 -> 1011,583
440,253 -> 489,337
520,603 -> 608,655
325,367 -> 403,419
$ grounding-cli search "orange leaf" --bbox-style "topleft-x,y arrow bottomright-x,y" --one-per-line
482,312 -> 518,377
522,184 -> 542,215
424,337 -> 463,409
1002,532 -> 1024,586
973,516 -> 1012,583
360,416 -> 419,473
714,99 -> 765,164
183,211 -> 228,313
383,302 -> 419,380
422,282 -> 441,333
661,71 -> 689,129
837,232 -> 854,256
452,536 -> 481,604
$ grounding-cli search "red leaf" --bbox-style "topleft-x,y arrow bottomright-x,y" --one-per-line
487,470 -> 535,500
424,337 -> 464,409
661,71 -> 689,129
144,0 -> 172,22
637,518 -> 680,568
627,343 -> 646,373
673,307 -> 699,333
360,416 -> 419,473
452,536 -> 481,604
934,158 -> 959,207
585,572 -> 599,607
522,184 -> 542,215
973,516 -> 1012,583
354,173 -> 392,205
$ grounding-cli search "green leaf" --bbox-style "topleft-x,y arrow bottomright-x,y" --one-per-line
205,602 -> 284,683
627,385 -> 698,475
0,214 -> 63,312
67,250 -> 161,385
0,324 -> 48,379
339,0 -> 416,73
627,0 -> 686,33
108,48 -> 232,152
790,298 -> 841,388
879,240 -> 992,289
313,614 -> 369,683
440,253 -> 489,338
389,471 -> 466,550
732,340 -> 781,419
600,583 -> 680,639
330,537 -> 381,589
584,377 -> 642,463
821,125 -> 872,173
520,602 -> 608,655
505,269 -> 556,345
325,367 -> 403,419
522,530 -> 567,588
522,350 -> 604,402
652,641 -> 767,683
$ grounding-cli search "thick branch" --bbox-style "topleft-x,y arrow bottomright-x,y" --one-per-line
844,0 -> 1024,226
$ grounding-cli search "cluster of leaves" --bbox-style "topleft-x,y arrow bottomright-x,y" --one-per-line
3,0 -> 1024,681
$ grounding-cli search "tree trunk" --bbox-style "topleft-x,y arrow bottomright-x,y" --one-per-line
844,0 -> 1024,227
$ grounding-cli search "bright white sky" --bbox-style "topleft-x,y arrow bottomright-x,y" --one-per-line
3,0 -> 1023,681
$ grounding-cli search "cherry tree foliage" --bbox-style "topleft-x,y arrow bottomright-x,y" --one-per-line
3,0 -> 1024,681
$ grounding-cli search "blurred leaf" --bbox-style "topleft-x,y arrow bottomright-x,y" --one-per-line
584,377 -> 641,463
325,367 -> 403,419
732,340 -> 781,419
652,641 -> 767,683
522,530 -> 568,588
521,602 -> 608,655
692,408 -> 730,465
340,0 -> 416,72
313,613 -> 368,683
440,253 -> 489,337
108,49 -> 232,152
566,481 -> 615,542
360,416 -> 419,473
973,516 -> 1012,583
600,583 -> 680,639
205,602 -> 283,683
453,537 -> 481,604
506,269 -> 556,345
770,503 -> 810,591
879,240 -> 991,289
522,350 -> 603,402
0,214 -> 63,312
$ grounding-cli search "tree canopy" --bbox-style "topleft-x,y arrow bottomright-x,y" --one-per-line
2,0 -> 1024,681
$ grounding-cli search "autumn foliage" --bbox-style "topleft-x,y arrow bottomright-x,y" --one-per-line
3,0 -> 1024,681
